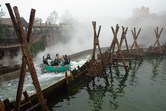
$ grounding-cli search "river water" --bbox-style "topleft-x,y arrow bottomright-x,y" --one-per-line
0,54 -> 91,101
0,53 -> 166,111
49,56 -> 166,111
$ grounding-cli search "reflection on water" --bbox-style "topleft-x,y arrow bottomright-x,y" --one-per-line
51,56 -> 166,111
87,69 -> 129,111
151,57 -> 163,80
129,59 -> 143,86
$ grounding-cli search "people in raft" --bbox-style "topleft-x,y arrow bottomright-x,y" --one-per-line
46,54 -> 52,66
44,53 -> 69,66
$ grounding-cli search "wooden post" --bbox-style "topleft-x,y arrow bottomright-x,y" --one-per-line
3,99 -> 11,111
91,22 -> 102,63
91,21 -> 105,73
152,27 -> 164,53
27,9 -> 35,43
14,9 -> 35,109
6,4 -> 27,111
129,27 -> 142,56
0,99 -> 5,111
65,71 -> 68,84
110,24 -> 128,73
116,26 -> 130,58
6,3 -> 48,111
23,91 -> 33,106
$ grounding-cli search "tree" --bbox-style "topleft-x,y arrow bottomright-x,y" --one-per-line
0,4 -> 6,38
34,17 -> 42,23
0,5 -> 5,21
46,10 -> 58,24
61,10 -> 72,22
0,4 -> 5,21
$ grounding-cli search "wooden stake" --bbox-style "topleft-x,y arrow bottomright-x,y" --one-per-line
6,3 -> 48,111
91,21 -> 104,72
116,26 -> 130,58
152,27 -> 164,53
0,99 -> 5,111
129,27 -> 142,56
3,99 -> 11,111
27,9 -> 35,43
65,71 -> 68,84
110,24 -> 128,73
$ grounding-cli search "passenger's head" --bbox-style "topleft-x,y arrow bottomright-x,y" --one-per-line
47,54 -> 50,59
65,55 -> 67,58
56,53 -> 59,57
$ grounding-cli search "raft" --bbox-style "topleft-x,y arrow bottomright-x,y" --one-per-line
43,64 -> 70,72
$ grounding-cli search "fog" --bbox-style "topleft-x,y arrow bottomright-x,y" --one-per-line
34,13 -> 166,64
1,0 -> 166,21
0,50 -> 22,66
0,0 -> 166,65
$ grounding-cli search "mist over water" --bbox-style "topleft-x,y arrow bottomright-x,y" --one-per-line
1,2 -> 166,68
35,10 -> 166,65
0,50 -> 22,67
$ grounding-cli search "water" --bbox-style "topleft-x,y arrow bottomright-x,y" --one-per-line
49,56 -> 166,111
0,54 -> 91,101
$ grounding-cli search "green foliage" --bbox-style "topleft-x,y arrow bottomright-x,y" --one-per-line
34,17 -> 42,23
0,4 -> 5,20
30,40 -> 45,58
0,23 -> 7,38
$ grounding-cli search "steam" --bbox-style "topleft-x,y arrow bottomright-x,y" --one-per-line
34,9 -> 166,64
0,50 -> 22,67
1,6 -> 166,66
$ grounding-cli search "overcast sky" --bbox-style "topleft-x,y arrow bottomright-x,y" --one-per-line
1,0 -> 166,22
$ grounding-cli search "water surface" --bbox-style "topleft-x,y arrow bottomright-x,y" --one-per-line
50,56 -> 166,111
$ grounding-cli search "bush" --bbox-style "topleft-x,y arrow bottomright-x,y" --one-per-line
30,40 -> 45,58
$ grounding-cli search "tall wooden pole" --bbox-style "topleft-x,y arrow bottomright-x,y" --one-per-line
15,9 -> 35,111
110,24 -> 128,73
129,28 -> 142,56
91,21 -> 105,72
6,3 -> 48,111
152,27 -> 164,53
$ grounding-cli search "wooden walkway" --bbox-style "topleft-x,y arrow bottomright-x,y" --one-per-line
0,44 -> 20,49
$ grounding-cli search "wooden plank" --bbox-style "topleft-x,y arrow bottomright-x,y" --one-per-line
113,57 -> 134,60
0,44 -> 20,49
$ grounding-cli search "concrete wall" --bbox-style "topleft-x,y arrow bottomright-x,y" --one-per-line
0,70 -> 29,82
0,70 -> 21,82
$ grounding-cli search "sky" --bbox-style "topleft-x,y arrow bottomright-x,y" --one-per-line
1,0 -> 166,22
0,0 -> 166,63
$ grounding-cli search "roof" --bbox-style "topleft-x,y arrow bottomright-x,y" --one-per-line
1,18 -> 58,28
1,17 -> 28,27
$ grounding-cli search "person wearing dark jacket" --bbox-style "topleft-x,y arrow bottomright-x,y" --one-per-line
64,55 -> 69,65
